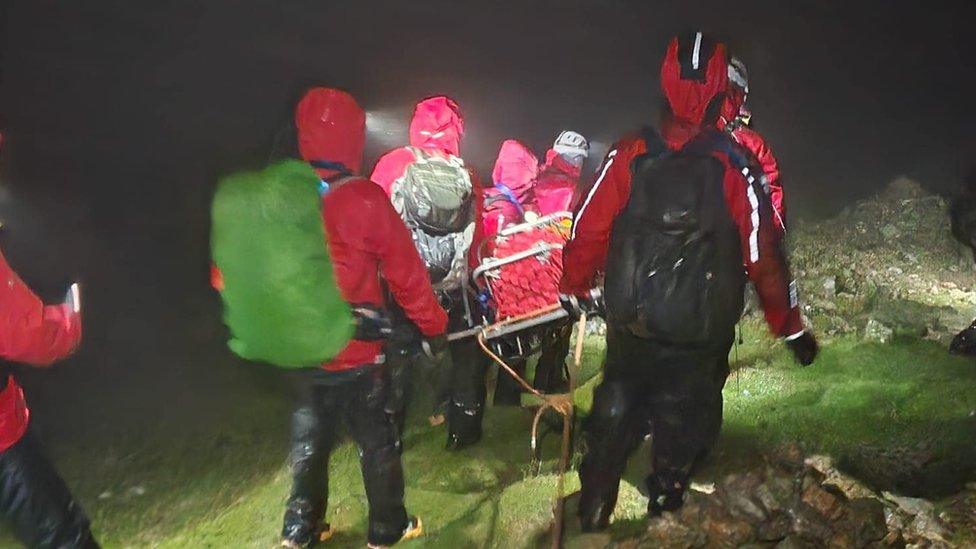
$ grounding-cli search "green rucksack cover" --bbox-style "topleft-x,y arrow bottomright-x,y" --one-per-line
211,159 -> 353,367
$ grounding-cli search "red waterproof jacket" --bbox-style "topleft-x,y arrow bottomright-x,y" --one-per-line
561,33 -> 804,339
296,89 -> 447,372
483,139 -> 539,237
719,91 -> 786,229
370,96 -> 485,269
534,149 -> 581,216
0,249 -> 82,452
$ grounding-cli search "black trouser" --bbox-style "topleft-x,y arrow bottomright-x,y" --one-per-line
446,308 -> 489,434
282,367 -> 408,546
494,325 -> 571,406
578,324 -> 730,523
0,430 -> 98,549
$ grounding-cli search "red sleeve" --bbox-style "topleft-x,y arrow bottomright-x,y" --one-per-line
369,148 -> 414,197
735,128 -> 785,229
559,138 -> 644,295
210,264 -> 224,291
0,250 -> 81,367
365,184 -> 448,337
720,159 -> 804,339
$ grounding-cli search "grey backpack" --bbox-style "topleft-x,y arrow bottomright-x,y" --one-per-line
391,148 -> 475,292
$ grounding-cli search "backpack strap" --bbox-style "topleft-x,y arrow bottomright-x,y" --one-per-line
308,160 -> 354,196
684,130 -> 771,196
406,146 -> 427,164
630,126 -> 672,174
492,182 -> 525,215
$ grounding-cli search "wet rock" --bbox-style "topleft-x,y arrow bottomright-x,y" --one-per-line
644,512 -> 706,548
801,482 -> 844,521
791,503 -> 836,542
775,535 -> 818,549
630,449 -> 957,548
822,276 -> 837,300
883,492 -> 935,517
848,498 -> 888,545
701,509 -> 755,547
757,511 -> 793,541
865,318 -> 894,343
805,455 -> 875,500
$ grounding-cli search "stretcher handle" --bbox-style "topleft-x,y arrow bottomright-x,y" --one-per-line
470,242 -> 564,281
447,305 -> 569,342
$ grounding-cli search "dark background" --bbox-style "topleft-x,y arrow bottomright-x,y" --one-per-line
0,1 -> 972,439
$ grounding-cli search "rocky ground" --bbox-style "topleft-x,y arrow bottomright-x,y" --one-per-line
626,444 -> 965,549
790,177 -> 976,345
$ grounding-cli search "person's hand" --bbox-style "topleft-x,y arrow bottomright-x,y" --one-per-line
786,331 -> 819,366
352,305 -> 392,341
421,334 -> 453,371
581,288 -> 605,318
561,289 -> 604,320
559,293 -> 582,319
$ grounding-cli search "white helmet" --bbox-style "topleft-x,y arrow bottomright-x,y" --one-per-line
727,56 -> 749,94
552,130 -> 589,159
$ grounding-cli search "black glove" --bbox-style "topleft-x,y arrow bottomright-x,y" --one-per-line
582,288 -> 606,318
422,334 -> 453,370
352,305 -> 392,341
560,289 -> 605,320
786,331 -> 819,366
559,293 -> 583,320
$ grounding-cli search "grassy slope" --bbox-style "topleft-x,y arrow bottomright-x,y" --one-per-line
2,328 -> 974,548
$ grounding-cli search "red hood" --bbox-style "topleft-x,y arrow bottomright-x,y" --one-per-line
295,88 -> 366,177
408,96 -> 464,156
491,140 -> 539,193
660,32 -> 729,149
541,149 -> 582,180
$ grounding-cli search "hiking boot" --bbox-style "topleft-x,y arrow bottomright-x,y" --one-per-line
646,475 -> 686,516
950,320 -> 976,356
445,401 -> 483,451
280,523 -> 331,548
366,516 -> 423,548
578,498 -> 613,532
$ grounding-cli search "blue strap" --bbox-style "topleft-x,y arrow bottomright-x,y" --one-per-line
309,159 -> 350,174
492,182 -> 525,215
309,160 -> 351,197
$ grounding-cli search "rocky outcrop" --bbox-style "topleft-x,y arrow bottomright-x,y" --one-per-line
630,446 -> 956,548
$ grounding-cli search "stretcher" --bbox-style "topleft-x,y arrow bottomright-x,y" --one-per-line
448,211 -> 572,343
447,211 -> 579,549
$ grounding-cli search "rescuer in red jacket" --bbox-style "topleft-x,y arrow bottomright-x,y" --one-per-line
0,229 -> 95,546
483,139 -> 539,237
562,32 -> 818,531
534,130 -> 589,216
370,97 -> 490,451
719,56 -> 787,230
281,88 -> 447,549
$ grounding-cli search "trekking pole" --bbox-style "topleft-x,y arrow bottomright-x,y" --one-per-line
551,311 -> 586,549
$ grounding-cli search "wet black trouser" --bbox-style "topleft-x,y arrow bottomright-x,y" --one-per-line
282,368 -> 408,546
494,324 -> 572,405
578,324 -> 730,522
445,308 -> 490,436
0,430 -> 98,549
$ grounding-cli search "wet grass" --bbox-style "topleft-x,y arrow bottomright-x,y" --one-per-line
1,329 -> 974,547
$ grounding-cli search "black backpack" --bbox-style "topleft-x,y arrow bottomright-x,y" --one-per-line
605,129 -> 747,346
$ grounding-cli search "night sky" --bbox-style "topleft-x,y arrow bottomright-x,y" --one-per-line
0,1 -> 972,436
